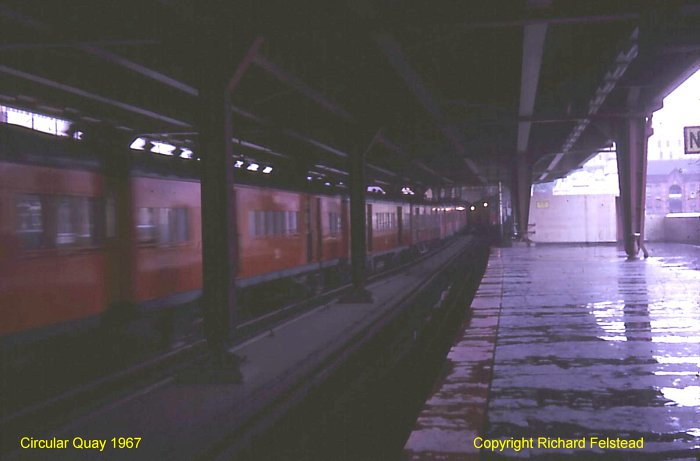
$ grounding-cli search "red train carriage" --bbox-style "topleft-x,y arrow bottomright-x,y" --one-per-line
0,162 -> 107,335
366,199 -> 412,270
132,176 -> 202,304
0,125 -> 468,341
236,185 -> 309,284
316,194 -> 348,266
411,204 -> 441,248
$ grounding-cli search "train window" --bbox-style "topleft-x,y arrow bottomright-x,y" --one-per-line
248,211 -> 257,236
137,207 -> 188,245
169,208 -> 189,243
264,211 -> 274,236
137,208 -> 157,244
56,196 -> 96,247
373,212 -> 395,231
254,211 -> 264,236
158,207 -> 172,243
329,212 -> 341,236
284,211 -> 292,234
287,211 -> 299,234
16,194 -> 44,249
105,196 -> 116,239
273,211 -> 284,235
249,210 -> 299,237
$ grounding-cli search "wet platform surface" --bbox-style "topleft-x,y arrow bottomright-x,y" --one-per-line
406,243 -> 700,460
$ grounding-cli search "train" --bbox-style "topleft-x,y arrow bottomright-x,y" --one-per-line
0,124 -> 468,342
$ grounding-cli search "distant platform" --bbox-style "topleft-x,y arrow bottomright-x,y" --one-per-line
405,243 -> 700,460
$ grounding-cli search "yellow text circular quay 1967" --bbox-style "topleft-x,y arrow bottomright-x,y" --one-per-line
473,436 -> 644,453
20,436 -> 142,452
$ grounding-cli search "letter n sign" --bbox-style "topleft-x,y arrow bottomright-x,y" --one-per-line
684,126 -> 700,154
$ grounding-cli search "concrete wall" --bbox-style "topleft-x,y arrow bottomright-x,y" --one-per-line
645,214 -> 700,243
663,216 -> 700,243
528,194 -> 617,243
644,215 -> 666,241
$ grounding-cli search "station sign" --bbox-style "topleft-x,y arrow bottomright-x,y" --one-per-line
684,126 -> 700,154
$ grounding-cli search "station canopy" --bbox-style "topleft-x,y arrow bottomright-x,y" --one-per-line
1,0 -> 699,189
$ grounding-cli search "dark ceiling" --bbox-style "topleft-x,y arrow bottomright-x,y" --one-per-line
1,0 -> 699,190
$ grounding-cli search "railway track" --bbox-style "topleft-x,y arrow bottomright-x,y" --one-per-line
0,235 -> 485,459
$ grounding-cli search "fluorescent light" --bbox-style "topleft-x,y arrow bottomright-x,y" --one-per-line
130,137 -> 146,150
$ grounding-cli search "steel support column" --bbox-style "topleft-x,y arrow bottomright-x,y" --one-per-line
341,132 -> 380,303
513,153 -> 533,241
198,75 -> 237,357
615,114 -> 650,259
195,37 -> 262,371
498,180 -> 506,244
99,128 -> 135,309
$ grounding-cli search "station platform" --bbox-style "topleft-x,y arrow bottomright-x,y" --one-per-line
405,243 -> 700,460
3,236 -> 478,460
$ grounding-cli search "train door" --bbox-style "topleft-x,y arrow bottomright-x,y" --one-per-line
306,196 -> 313,263
397,206 -> 403,245
314,197 -> 322,261
341,198 -> 350,259
366,203 -> 373,252
413,206 -> 419,243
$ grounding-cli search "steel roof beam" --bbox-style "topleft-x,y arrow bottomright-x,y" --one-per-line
80,45 -> 198,96
245,57 -> 422,182
0,65 -> 192,128
231,105 -> 399,180
252,55 -> 355,122
539,27 -> 639,182
516,2 -> 549,154
455,12 -> 639,31
0,39 -> 159,51
0,4 -> 199,96
374,33 -> 485,184
377,132 -> 453,183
